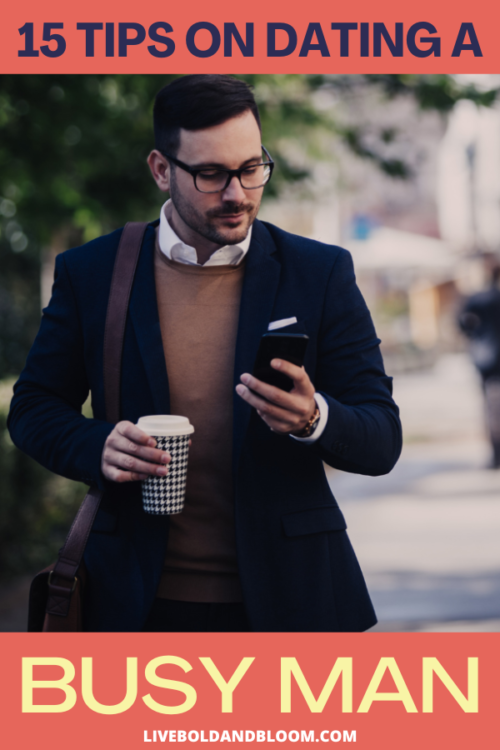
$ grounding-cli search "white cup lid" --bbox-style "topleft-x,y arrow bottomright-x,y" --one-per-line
137,415 -> 194,436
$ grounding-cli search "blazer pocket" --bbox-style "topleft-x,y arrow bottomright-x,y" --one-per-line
282,506 -> 347,537
269,318 -> 309,335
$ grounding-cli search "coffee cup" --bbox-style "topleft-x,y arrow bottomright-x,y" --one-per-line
136,415 -> 194,515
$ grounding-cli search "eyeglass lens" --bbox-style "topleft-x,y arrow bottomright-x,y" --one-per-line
195,163 -> 272,193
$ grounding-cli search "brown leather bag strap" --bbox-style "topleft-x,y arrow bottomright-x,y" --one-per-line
104,222 -> 149,424
46,222 -> 149,616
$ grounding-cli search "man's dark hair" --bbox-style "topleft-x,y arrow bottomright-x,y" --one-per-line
153,75 -> 261,157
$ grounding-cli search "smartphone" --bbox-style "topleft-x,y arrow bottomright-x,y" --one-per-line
252,333 -> 309,392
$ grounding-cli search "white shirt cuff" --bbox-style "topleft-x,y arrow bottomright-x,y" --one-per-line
290,392 -> 329,444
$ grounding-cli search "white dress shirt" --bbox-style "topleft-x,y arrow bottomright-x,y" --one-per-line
158,199 -> 251,266
157,199 -> 328,442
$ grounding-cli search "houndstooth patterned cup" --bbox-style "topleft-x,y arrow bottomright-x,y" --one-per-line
137,416 -> 194,516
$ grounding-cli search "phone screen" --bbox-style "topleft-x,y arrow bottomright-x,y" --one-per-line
252,333 -> 309,392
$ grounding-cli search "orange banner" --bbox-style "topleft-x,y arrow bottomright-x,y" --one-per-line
0,0 -> 496,73
0,633 -> 495,749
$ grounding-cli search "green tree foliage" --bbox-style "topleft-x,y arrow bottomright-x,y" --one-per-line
0,75 -> 171,380
323,74 -> 499,179
0,76 -> 171,245
364,74 -> 498,112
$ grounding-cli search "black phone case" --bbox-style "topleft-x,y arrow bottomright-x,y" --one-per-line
252,333 -> 309,391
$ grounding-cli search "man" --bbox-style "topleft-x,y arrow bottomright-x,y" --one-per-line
458,266 -> 500,468
8,75 -> 402,632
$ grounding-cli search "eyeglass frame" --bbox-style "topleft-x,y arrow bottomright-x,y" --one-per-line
159,145 -> 275,193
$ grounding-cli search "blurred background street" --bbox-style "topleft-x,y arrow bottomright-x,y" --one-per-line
328,352 -> 500,631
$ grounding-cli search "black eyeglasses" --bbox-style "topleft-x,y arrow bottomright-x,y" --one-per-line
160,145 -> 274,193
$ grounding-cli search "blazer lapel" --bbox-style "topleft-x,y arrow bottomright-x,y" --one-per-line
232,220 -> 281,472
128,222 -> 171,416
127,219 -> 281,465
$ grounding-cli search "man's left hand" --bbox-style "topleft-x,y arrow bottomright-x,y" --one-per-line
236,359 -> 316,435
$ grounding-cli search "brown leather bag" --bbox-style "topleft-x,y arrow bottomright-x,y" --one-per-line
27,221 -> 148,632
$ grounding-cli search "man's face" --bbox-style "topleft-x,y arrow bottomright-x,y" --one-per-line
167,110 -> 264,248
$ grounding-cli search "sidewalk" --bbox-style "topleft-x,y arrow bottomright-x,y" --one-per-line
327,353 -> 500,631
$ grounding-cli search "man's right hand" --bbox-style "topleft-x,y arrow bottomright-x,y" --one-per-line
101,421 -> 171,483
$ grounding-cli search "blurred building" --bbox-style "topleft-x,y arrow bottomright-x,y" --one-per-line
262,77 -> 500,371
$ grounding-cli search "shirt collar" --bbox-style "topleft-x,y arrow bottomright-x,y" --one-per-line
158,199 -> 252,267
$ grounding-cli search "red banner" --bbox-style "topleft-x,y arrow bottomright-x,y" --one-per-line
1,633 -> 495,749
0,0 -> 496,73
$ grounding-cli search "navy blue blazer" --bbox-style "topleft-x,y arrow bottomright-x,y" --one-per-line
8,219 -> 402,632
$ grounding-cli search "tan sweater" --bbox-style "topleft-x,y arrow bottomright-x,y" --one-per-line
154,238 -> 246,602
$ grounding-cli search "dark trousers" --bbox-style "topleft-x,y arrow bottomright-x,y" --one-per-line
484,376 -> 500,467
142,598 -> 251,632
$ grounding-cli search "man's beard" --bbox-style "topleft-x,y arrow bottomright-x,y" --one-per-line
169,172 -> 260,246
